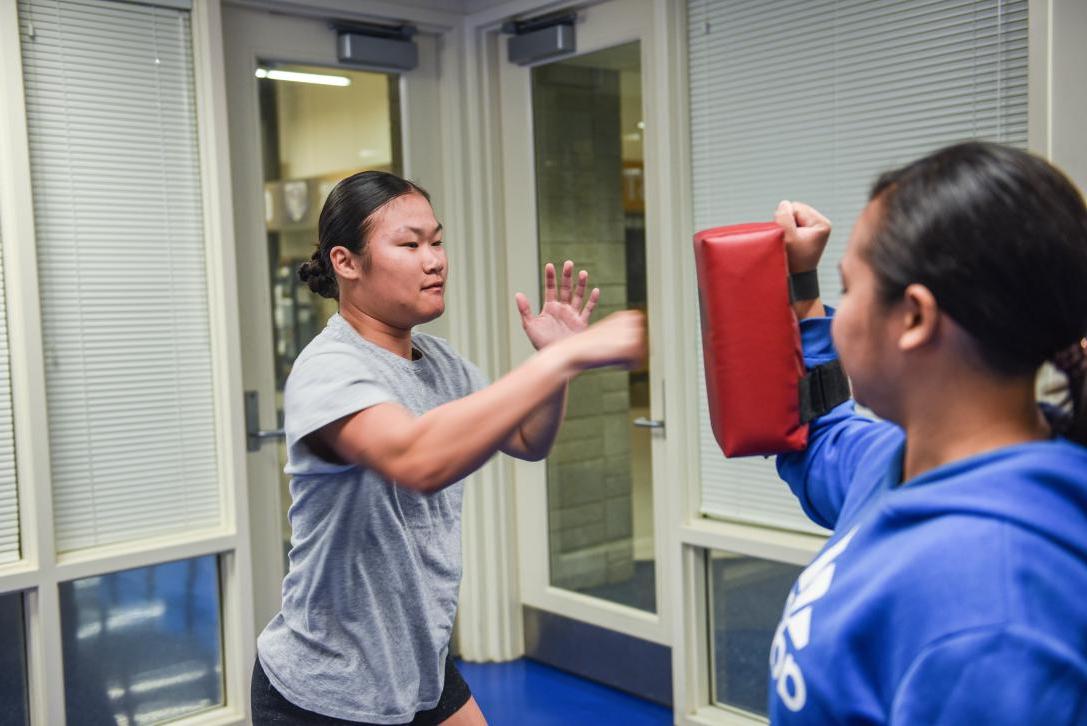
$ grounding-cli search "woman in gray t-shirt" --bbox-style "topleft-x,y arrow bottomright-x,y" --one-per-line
251,171 -> 645,725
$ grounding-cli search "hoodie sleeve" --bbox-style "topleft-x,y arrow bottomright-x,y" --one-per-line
890,626 -> 1087,725
775,312 -> 897,529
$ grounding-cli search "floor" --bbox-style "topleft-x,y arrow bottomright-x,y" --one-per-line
456,657 -> 673,726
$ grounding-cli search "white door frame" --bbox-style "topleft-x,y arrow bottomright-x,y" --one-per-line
490,0 -> 675,647
221,1 -> 458,634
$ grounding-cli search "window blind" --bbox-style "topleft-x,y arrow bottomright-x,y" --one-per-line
19,0 -> 221,551
0,216 -> 19,565
688,0 -> 1028,534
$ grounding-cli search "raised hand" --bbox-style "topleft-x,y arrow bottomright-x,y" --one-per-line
515,260 -> 601,351
775,200 -> 832,273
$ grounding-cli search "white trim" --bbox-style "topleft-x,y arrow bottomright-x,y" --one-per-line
534,584 -> 668,645
222,0 -> 460,33
54,531 -> 238,582
191,0 -> 259,715
163,706 -> 248,726
674,543 -> 709,721
679,520 -> 824,568
453,17 -> 525,661
0,2 -> 66,721
466,0 -> 604,29
680,705 -> 766,726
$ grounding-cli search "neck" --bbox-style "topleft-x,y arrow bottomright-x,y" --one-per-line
338,299 -> 414,360
899,370 -> 1047,482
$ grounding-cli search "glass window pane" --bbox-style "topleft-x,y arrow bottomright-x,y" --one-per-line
0,591 -> 29,725
60,556 -> 224,724
532,42 -> 657,614
709,551 -> 804,717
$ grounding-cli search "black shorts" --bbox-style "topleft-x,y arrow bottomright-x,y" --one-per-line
251,654 -> 472,725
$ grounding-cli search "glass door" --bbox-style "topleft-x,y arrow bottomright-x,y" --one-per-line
223,6 -> 446,632
256,63 -> 403,570
499,0 -> 671,703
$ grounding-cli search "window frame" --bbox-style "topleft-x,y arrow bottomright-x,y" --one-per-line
0,0 -> 254,723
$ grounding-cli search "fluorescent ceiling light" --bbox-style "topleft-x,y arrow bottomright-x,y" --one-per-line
255,68 -> 351,87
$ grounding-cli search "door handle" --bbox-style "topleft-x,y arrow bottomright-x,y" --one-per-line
245,390 -> 286,452
632,416 -> 664,430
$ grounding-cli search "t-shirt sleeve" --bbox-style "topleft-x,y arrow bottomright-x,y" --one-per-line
283,344 -> 395,474
775,312 -> 900,528
890,626 -> 1087,725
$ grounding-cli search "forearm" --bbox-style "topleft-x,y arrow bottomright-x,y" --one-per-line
508,382 -> 568,460
396,347 -> 575,491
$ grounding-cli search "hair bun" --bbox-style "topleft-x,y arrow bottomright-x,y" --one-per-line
298,250 -> 338,298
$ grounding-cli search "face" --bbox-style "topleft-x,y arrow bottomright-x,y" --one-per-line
344,192 -> 447,328
832,199 -> 905,418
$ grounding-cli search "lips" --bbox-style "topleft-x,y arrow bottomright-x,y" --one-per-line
422,282 -> 444,292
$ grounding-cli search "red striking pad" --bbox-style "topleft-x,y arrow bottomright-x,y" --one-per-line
693,223 -> 808,457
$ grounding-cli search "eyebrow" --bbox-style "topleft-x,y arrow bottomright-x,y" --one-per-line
401,223 -> 443,236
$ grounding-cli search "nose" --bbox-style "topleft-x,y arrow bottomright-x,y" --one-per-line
422,244 -> 445,274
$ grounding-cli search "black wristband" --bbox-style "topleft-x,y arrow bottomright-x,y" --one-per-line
789,269 -> 820,302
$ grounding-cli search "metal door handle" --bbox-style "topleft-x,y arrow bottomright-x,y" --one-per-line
632,416 -> 665,430
245,390 -> 286,452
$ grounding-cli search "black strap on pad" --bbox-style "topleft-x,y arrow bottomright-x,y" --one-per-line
799,360 -> 851,423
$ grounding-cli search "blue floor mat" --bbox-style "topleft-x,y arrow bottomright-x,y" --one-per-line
456,657 -> 672,726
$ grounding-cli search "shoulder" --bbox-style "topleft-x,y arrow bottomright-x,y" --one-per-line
288,331 -> 378,386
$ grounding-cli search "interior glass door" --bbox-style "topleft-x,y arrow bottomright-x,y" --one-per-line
255,63 -> 402,565
500,0 -> 669,704
530,42 -> 657,614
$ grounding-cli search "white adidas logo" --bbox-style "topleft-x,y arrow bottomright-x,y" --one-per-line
770,526 -> 859,712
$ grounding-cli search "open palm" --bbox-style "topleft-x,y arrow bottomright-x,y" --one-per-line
516,260 -> 601,350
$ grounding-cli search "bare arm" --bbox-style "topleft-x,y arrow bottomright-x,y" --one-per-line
501,260 -> 600,460
313,310 -> 643,493
501,383 -> 568,461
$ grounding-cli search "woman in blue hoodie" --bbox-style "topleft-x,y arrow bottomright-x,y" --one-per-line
769,142 -> 1087,724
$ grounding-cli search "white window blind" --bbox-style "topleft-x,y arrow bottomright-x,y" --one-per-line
0,216 -> 20,565
20,0 -> 221,551
689,0 -> 1028,534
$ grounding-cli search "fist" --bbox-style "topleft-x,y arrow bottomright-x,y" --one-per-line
774,200 -> 831,273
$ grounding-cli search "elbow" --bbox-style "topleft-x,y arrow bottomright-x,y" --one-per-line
519,446 -> 548,462
386,458 -> 448,495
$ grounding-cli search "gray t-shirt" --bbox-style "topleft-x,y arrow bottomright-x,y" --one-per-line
257,313 -> 485,723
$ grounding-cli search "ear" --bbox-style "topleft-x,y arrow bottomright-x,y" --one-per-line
329,245 -> 362,281
897,283 -> 940,352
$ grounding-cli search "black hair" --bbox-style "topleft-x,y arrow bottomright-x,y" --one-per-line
866,141 -> 1087,444
297,170 -> 431,299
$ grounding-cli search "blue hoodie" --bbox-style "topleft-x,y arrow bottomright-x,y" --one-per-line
771,315 -> 1087,724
